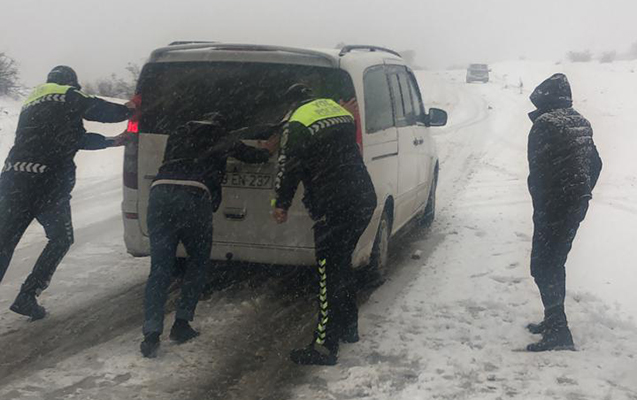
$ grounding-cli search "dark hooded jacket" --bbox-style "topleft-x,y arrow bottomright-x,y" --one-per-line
154,121 -> 271,211
527,74 -> 602,207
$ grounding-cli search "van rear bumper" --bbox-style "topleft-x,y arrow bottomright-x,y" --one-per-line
124,224 -> 316,266
208,242 -> 316,266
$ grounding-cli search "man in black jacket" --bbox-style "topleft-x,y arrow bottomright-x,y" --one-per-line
526,73 -> 602,351
0,66 -> 134,320
273,84 -> 377,365
140,113 -> 278,358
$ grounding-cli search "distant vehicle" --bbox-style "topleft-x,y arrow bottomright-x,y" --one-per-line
466,64 -> 490,83
122,43 -> 448,271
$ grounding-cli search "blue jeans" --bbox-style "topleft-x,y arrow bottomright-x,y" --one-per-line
143,184 -> 213,335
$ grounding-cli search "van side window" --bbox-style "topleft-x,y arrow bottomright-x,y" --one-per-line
407,71 -> 425,122
398,72 -> 415,122
363,66 -> 394,133
388,72 -> 406,127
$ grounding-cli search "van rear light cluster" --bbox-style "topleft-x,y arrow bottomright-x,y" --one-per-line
126,94 -> 142,134
340,98 -> 363,155
123,93 -> 141,189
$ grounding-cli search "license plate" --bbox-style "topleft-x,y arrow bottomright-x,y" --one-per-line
222,173 -> 273,189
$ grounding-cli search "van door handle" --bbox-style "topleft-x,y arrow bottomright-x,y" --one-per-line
413,138 -> 420,146
224,207 -> 246,221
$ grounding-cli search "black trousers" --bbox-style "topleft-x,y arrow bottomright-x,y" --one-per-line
530,197 -> 589,324
312,202 -> 375,349
0,171 -> 74,295
143,184 -> 213,335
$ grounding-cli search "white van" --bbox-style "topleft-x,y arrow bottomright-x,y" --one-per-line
122,43 -> 447,271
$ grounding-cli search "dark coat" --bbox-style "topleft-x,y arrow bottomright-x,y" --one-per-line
2,83 -> 132,199
154,121 -> 271,211
274,98 -> 376,220
527,74 -> 602,207
7,83 -> 132,168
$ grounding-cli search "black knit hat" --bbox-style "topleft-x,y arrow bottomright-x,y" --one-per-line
47,65 -> 81,89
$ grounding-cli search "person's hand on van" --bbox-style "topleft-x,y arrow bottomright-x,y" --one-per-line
124,100 -> 137,111
109,131 -> 134,147
339,98 -> 359,116
259,133 -> 280,155
273,207 -> 288,224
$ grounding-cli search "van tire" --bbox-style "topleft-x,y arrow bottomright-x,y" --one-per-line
369,209 -> 391,273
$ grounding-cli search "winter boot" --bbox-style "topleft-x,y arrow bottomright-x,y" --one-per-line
10,292 -> 46,321
527,307 -> 575,352
169,319 -> 200,344
290,341 -> 338,366
526,326 -> 575,352
140,333 -> 161,358
526,320 -> 546,335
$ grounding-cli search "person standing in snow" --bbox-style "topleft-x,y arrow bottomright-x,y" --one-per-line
526,73 -> 602,351
140,113 -> 278,358
0,66 -> 134,320
273,84 -> 377,365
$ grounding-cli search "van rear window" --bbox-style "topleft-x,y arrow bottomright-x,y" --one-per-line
137,62 -> 355,136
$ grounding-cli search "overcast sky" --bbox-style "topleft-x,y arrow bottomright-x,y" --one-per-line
2,0 -> 637,86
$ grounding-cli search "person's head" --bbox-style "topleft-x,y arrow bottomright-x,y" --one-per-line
281,83 -> 314,111
47,66 -> 81,89
530,73 -> 572,111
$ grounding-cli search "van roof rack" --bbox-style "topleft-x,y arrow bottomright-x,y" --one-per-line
339,45 -> 401,58
168,41 -> 218,46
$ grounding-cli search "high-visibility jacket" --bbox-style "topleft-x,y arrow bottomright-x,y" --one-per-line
274,98 -> 376,219
2,83 -> 131,196
5,83 -> 131,172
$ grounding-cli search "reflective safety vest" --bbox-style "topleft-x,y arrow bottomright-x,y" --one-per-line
22,83 -> 72,109
289,99 -> 354,134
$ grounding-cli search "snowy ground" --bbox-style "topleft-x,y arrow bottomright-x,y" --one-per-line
0,62 -> 636,399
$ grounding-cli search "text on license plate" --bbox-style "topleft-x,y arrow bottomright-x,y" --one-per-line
222,173 -> 273,189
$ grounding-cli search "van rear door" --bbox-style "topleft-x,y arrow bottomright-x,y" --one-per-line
134,60 -> 356,263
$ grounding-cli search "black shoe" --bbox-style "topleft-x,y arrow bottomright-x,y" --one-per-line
140,333 -> 161,358
290,342 -> 338,366
169,319 -> 200,344
527,320 -> 546,335
527,326 -> 575,352
340,322 -> 359,344
10,292 -> 46,321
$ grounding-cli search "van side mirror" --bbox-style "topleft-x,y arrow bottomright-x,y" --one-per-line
426,108 -> 447,127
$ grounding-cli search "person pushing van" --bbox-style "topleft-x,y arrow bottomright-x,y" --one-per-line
0,66 -> 134,320
140,113 -> 278,358
273,84 -> 377,365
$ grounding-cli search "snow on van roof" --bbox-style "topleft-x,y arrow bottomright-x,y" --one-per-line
150,43 -> 402,67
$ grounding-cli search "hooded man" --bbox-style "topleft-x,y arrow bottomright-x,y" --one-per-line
0,66 -> 135,320
526,73 -> 602,351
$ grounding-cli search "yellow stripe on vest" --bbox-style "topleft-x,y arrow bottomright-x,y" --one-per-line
23,83 -> 72,106
289,99 -> 352,127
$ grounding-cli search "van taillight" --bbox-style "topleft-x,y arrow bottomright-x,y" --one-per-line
127,120 -> 139,133
126,94 -> 142,134
123,94 -> 141,189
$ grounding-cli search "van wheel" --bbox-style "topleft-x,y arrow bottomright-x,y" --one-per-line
420,169 -> 438,227
370,210 -> 390,273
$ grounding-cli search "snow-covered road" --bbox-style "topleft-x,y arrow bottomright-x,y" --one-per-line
1,63 -> 636,400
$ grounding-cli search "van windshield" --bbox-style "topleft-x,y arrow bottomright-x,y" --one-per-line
137,62 -> 356,137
